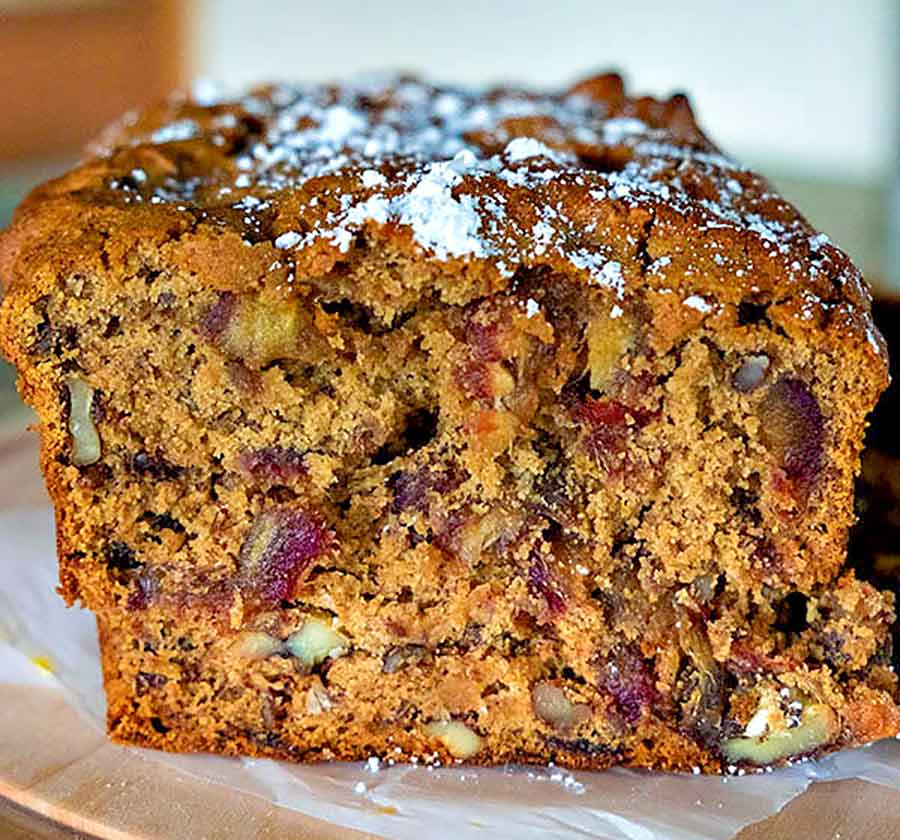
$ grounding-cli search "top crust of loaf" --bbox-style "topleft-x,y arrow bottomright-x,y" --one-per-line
0,72 -> 887,388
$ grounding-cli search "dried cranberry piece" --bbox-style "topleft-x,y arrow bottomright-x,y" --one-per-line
758,378 -> 825,492
528,548 -> 567,615
577,396 -> 630,428
727,641 -> 792,677
391,469 -> 433,513
127,570 -> 159,611
463,309 -> 505,362
131,450 -> 184,481
239,447 -> 306,484
572,397 -> 631,466
136,672 -> 168,696
430,506 -> 470,556
455,359 -> 494,402
238,507 -> 333,607
390,466 -> 462,514
597,646 -> 657,724
200,292 -> 236,340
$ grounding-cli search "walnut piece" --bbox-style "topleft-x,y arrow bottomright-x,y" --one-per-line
723,702 -> 836,765
66,377 -> 101,465
305,676 -> 333,714
285,617 -> 348,667
531,681 -> 591,731
231,631 -> 282,660
586,310 -> 632,392
424,720 -> 484,759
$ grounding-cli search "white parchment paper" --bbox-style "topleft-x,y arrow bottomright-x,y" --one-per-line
2,506 -> 900,840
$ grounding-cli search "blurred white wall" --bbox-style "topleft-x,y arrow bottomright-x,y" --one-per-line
197,0 -> 896,181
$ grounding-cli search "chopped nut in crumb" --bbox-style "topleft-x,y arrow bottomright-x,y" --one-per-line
285,617 -> 348,667
424,720 -> 483,758
231,631 -> 282,660
532,681 -> 591,731
723,702 -> 836,765
67,377 -> 102,465
305,676 -> 333,714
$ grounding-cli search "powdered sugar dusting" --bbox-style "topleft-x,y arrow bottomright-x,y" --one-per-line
96,73 -> 884,361
504,137 -> 571,164
683,294 -> 712,313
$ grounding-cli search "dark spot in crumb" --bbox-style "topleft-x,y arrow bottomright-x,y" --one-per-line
390,465 -> 463,514
774,591 -> 809,634
382,644 -> 428,673
227,359 -> 261,392
738,299 -> 770,327
29,321 -> 54,357
544,736 -> 614,758
731,486 -> 762,527
131,450 -> 184,481
372,408 -> 439,466
149,716 -> 170,734
157,291 -> 177,310
239,446 -> 306,484
136,672 -> 168,695
103,315 -> 121,338
200,292 -> 236,340
127,570 -> 159,610
751,538 -> 781,574
78,463 -> 113,488
104,541 -> 139,571
140,511 -> 185,533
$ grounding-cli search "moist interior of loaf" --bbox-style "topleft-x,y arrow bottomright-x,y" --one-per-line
19,241 -> 896,772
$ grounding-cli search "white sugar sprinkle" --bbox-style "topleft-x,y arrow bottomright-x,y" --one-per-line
361,169 -> 387,188
150,119 -> 198,144
504,136 -> 568,164
274,231 -> 302,249
683,294 -> 712,313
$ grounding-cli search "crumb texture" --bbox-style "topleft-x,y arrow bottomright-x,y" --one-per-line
0,72 -> 896,773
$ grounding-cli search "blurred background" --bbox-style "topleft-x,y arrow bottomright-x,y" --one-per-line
0,0 -> 898,429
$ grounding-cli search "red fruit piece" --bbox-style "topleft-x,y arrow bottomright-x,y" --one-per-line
758,378 -> 824,492
528,548 -> 567,615
455,359 -> 494,402
577,396 -> 629,428
238,507 -> 333,607
200,292 -> 236,340
571,397 -> 632,467
390,466 -> 462,514
127,570 -> 160,611
597,646 -> 657,724
239,447 -> 306,484
464,306 -> 506,362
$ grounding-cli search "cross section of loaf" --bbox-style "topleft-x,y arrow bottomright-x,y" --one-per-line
1,72 -> 897,772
